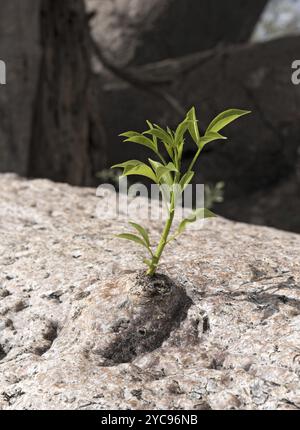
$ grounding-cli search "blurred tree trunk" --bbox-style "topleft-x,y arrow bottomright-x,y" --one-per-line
0,0 -> 106,185
29,0 -> 106,185
0,0 -> 41,176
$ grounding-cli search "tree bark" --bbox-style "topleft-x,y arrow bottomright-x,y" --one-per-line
0,0 -> 106,185
0,0 -> 41,176
29,0 -> 106,185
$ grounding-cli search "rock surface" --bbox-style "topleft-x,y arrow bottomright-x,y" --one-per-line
86,0 -> 267,67
0,174 -> 300,410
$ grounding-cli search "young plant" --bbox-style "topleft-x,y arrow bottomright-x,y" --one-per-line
112,107 -> 250,276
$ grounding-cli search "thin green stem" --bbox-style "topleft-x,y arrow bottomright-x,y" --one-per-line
156,151 -> 167,166
146,144 -> 185,276
187,145 -> 203,174
147,192 -> 176,276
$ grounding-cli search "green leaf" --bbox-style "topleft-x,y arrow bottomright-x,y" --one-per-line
198,131 -> 227,149
177,140 -> 185,162
159,162 -> 178,180
124,135 -> 157,153
154,125 -> 175,146
174,118 -> 191,147
180,171 -> 195,190
206,109 -> 251,133
129,222 -> 150,248
148,159 -> 162,171
143,258 -> 153,268
165,162 -> 178,172
112,160 -> 137,172
177,208 -> 216,235
116,233 -> 149,250
144,127 -> 174,158
148,159 -> 177,183
167,126 -> 174,138
112,160 -> 157,183
119,131 -> 140,138
146,121 -> 158,148
145,127 -> 173,146
186,107 -> 200,145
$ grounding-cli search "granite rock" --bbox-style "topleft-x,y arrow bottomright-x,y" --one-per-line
0,174 -> 299,410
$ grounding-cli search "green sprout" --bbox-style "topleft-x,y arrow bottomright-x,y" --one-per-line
112,107 -> 250,276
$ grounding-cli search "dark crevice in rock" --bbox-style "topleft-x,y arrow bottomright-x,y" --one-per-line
5,318 -> 14,329
202,315 -> 210,333
97,273 -> 193,366
34,321 -> 59,356
2,389 -> 25,406
206,278 -> 300,315
0,288 -> 11,299
0,345 -> 7,361
43,321 -> 59,343
14,300 -> 28,312
249,264 -> 267,282
44,290 -> 63,303
248,292 -> 300,313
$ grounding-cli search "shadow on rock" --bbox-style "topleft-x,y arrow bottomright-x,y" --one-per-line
98,273 -> 193,366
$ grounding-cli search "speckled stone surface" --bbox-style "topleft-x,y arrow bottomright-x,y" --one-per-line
0,174 -> 299,410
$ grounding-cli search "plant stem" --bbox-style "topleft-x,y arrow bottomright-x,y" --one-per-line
187,146 -> 202,174
157,152 -> 167,166
147,193 -> 175,276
